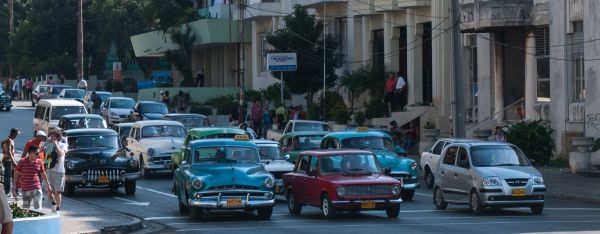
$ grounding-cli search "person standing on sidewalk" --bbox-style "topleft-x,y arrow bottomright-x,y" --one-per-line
2,128 -> 20,197
0,189 -> 13,234
384,72 -> 397,116
45,129 -> 67,212
91,91 -> 102,115
175,91 -> 189,113
11,78 -> 20,101
262,107 -> 272,139
395,72 -> 407,111
25,78 -> 33,100
77,76 -> 88,91
275,104 -> 287,131
251,101 -> 263,137
14,146 -> 52,210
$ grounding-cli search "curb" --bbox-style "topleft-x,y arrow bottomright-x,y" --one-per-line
65,197 -> 144,234
546,191 -> 600,205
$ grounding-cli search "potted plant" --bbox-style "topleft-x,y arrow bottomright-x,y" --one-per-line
11,202 -> 61,233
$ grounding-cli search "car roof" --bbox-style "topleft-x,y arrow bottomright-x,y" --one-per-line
163,113 -> 207,118
86,91 -> 112,95
438,138 -> 479,142
299,149 -> 374,156
324,131 -> 390,139
61,88 -> 84,92
38,99 -> 86,106
107,97 -> 134,100
252,140 -> 279,145
189,138 -> 258,148
132,120 -> 184,127
188,127 -> 246,135
283,131 -> 329,137
64,128 -> 117,136
137,101 -> 163,104
289,120 -> 328,124
61,114 -> 103,120
49,85 -> 72,88
447,141 -> 514,147
114,122 -> 134,127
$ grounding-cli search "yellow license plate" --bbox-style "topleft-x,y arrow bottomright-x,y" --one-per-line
512,188 -> 526,196
360,201 -> 376,209
275,185 -> 281,193
226,198 -> 242,206
98,176 -> 110,183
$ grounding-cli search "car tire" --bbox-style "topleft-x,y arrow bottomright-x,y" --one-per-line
401,189 -> 415,201
189,206 -> 203,220
125,181 -> 136,195
531,204 -> 544,215
64,183 -> 76,197
140,156 -> 150,178
287,192 -> 302,215
425,168 -> 434,188
385,204 -> 400,218
433,187 -> 448,210
178,200 -> 188,214
469,190 -> 483,215
257,207 -> 273,220
321,194 -> 336,219
5,107 -> 10,111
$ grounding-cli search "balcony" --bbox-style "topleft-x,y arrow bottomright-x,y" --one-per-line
397,0 -> 431,8
460,0 -> 534,32
246,0 -> 284,19
299,0 -> 348,8
350,0 -> 375,15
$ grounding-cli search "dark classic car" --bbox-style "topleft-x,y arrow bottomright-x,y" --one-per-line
128,101 -> 168,122
63,128 -> 141,196
282,150 -> 403,218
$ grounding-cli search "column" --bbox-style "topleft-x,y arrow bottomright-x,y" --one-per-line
384,12 -> 399,73
251,20 -> 259,90
406,9 -> 422,104
347,16 -> 357,70
525,31 -> 538,120
431,0 -> 451,116
476,34 -> 493,122
361,16 -> 371,67
493,33 -> 504,122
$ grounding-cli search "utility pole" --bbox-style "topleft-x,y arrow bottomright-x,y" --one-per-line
237,0 -> 246,123
322,1 -> 326,121
451,0 -> 465,137
77,0 -> 84,81
8,0 -> 14,79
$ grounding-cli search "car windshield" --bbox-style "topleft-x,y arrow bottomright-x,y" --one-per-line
67,135 -> 119,150
319,154 -> 382,176
341,136 -> 393,151
51,106 -> 86,119
110,99 -> 135,109
294,122 -> 330,132
141,103 -> 168,114
64,118 -> 105,129
292,135 -> 323,150
38,86 -> 49,93
258,144 -> 283,160
172,116 -> 205,128
192,146 -> 260,164
200,133 -> 239,139
63,89 -> 85,98
470,145 -> 531,167
51,86 -> 69,95
141,125 -> 185,138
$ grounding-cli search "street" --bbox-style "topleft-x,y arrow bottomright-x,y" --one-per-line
3,101 -> 600,234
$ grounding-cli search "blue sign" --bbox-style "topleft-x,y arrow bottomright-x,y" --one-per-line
267,53 -> 297,71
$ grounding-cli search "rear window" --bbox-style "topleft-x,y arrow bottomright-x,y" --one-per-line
51,106 -> 86,119
294,122 -> 330,132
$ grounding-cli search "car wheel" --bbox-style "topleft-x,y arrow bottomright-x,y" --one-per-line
257,207 -> 273,220
469,190 -> 483,215
433,187 -> 447,210
401,189 -> 415,201
64,183 -> 76,197
385,204 -> 400,218
425,168 -> 434,188
189,206 -> 203,220
321,194 -> 336,219
287,192 -> 302,214
140,156 -> 150,178
125,181 -> 136,195
5,107 -> 10,111
531,204 -> 544,215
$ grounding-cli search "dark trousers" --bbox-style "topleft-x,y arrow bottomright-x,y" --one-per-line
253,120 -> 262,139
3,161 -> 12,194
384,92 -> 396,113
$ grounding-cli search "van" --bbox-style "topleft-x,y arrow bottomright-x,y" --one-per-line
33,99 -> 88,135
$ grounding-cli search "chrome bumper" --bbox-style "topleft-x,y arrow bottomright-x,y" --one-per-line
188,190 -> 276,209
331,198 -> 403,205
479,186 -> 546,206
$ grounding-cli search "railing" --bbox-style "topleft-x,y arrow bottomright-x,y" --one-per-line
466,97 -> 524,131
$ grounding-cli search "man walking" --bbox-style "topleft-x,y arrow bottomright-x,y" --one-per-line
45,129 -> 67,212
2,128 -> 20,197
384,72 -> 397,116
91,91 -> 102,115
77,76 -> 88,90
395,72 -> 406,111
14,146 -> 52,210
11,78 -> 20,101
251,101 -> 263,137
25,78 -> 33,100
195,70 -> 205,87
175,91 -> 189,113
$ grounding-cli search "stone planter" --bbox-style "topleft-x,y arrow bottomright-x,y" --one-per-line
569,137 -> 595,174
422,128 -> 440,140
473,129 -> 493,141
572,137 -> 595,152
14,210 -> 61,234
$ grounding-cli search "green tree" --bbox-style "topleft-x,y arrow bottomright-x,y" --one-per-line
266,4 -> 338,104
164,25 -> 197,86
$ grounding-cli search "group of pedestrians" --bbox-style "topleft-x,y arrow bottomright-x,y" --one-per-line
250,101 -> 272,139
384,72 -> 407,115
160,90 -> 190,113
1,127 -> 67,214
1,77 -> 34,101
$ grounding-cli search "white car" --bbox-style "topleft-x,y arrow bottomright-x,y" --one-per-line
253,140 -> 294,195
102,97 -> 136,125
126,120 -> 185,177
421,138 -> 477,188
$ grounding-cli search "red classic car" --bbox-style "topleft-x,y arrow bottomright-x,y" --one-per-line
282,150 -> 403,218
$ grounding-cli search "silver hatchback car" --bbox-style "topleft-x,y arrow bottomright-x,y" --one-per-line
432,142 -> 545,215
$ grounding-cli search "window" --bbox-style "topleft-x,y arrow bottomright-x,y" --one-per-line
570,21 -> 585,102
468,35 -> 478,120
457,147 -> 470,169
443,147 -> 458,165
296,155 -> 311,174
432,141 -> 446,155
309,156 -> 318,173
535,26 -> 550,99
192,146 -> 260,164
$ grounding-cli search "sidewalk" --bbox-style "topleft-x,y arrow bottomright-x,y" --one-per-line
539,167 -> 600,205
7,195 -> 142,234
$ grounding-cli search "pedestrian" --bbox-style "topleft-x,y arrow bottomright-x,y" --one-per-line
195,70 -> 205,87
91,91 -> 102,115
389,121 -> 402,146
384,72 -> 397,116
20,77 -> 26,100
47,76 -> 55,85
14,146 -> 52,210
395,72 -> 406,111
59,74 -> 65,85
0,189 -> 13,234
2,128 -> 20,197
262,107 -> 272,138
11,78 -> 20,100
44,129 -> 68,212
175,91 -> 189,113
250,101 -> 263,136
494,127 -> 507,142
239,122 -> 257,139
25,78 -> 34,100
77,76 -> 88,90
161,91 -> 170,107
287,105 -> 295,121
275,104 -> 287,131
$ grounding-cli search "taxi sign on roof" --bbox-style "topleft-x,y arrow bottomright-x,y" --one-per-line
234,135 -> 250,141
356,127 -> 369,132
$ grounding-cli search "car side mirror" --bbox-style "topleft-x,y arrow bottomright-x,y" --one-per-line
264,160 -> 271,165
383,167 -> 392,175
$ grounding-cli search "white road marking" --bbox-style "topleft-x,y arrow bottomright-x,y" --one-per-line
113,197 -> 150,206
415,192 -> 433,197
136,186 -> 177,198
145,216 -> 186,221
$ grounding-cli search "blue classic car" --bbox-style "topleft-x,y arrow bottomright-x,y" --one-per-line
320,128 -> 419,200
173,136 -> 276,220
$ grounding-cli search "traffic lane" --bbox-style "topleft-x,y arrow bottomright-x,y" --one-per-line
0,103 -> 35,147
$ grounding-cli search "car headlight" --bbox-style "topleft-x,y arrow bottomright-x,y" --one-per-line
66,161 -> 76,170
192,178 -> 204,190
391,185 -> 401,195
264,177 -> 275,189
533,176 -> 544,185
148,148 -> 156,156
129,159 -> 139,169
410,162 -> 418,171
482,177 -> 502,187
336,186 -> 346,197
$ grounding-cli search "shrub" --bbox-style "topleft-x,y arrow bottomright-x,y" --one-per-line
354,111 -> 366,126
593,138 -> 600,152
507,120 -> 555,165
306,103 -> 321,120
189,102 -> 213,116
331,105 -> 350,124
11,203 -> 43,218
424,121 -> 436,129
364,97 -> 387,119
244,89 -> 263,103
205,95 -> 238,115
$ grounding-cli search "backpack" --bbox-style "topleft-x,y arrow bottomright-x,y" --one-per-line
45,144 -> 59,169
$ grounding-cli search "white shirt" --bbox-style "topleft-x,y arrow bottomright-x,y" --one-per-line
48,141 -> 68,173
395,76 -> 406,90
77,79 -> 88,89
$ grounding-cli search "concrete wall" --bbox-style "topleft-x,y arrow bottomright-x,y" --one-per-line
583,0 -> 600,138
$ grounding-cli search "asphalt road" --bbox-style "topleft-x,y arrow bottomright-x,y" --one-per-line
5,101 -> 600,234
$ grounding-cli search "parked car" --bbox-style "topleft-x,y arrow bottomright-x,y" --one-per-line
63,128 -> 141,196
266,120 -> 331,142
162,113 -> 209,131
128,101 -> 168,122
112,122 -> 133,147
57,88 -> 86,103
126,120 -> 185,177
282,150 -> 403,218
254,140 -> 294,195
83,91 -> 112,112
173,137 -> 276,220
31,84 -> 50,106
170,127 -> 250,172
33,99 -> 87,135
47,85 -> 73,99
420,138 -> 478,188
0,89 -> 12,111
101,97 -> 136,125
320,129 -> 417,200
279,131 -> 328,163
58,114 -> 107,130
433,142 -> 545,215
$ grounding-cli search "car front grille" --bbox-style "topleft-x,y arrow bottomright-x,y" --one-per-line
207,185 -> 260,191
505,178 -> 529,187
345,185 -> 392,197
392,173 -> 416,184
84,169 -> 124,182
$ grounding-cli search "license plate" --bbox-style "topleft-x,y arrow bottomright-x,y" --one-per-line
226,198 -> 242,206
98,176 -> 110,183
275,185 -> 281,193
512,188 -> 526,196
360,201 -> 376,209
